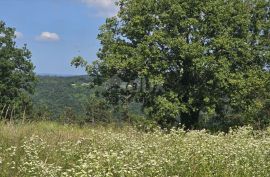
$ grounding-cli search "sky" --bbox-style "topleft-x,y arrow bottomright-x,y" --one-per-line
0,0 -> 118,75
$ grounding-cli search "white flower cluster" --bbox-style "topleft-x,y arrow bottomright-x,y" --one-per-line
0,124 -> 269,176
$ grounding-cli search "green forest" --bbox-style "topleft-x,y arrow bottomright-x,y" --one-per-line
32,75 -> 91,118
1,0 -> 270,176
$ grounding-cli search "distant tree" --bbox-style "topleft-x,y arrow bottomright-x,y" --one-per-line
84,95 -> 112,124
32,104 -> 52,121
60,107 -> 77,124
73,0 -> 270,129
0,21 -> 36,119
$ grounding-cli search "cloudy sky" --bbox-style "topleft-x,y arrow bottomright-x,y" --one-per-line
0,0 -> 117,75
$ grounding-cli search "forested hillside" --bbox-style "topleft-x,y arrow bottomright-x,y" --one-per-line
32,75 -> 92,117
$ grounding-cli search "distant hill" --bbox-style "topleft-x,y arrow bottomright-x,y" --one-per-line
32,75 -> 92,118
32,75 -> 143,119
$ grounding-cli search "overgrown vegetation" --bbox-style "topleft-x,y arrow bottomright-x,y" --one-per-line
0,122 -> 270,176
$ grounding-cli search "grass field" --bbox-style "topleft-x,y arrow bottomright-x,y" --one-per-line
0,121 -> 269,177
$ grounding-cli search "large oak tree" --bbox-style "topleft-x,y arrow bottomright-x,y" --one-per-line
75,0 -> 270,129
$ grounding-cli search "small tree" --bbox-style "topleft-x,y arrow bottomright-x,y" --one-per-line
0,21 -> 36,119
84,95 -> 112,124
59,107 -> 77,124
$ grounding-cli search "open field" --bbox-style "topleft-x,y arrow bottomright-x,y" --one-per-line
0,122 -> 270,177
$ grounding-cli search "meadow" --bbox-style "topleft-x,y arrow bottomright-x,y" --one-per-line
0,122 -> 269,177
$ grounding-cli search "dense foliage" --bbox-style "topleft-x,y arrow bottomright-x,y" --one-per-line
32,75 -> 91,118
0,122 -> 270,176
74,0 -> 270,129
32,76 -> 142,124
0,21 -> 36,119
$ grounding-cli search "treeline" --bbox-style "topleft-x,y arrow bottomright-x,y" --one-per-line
1,0 -> 270,132
31,75 -> 144,124
30,73 -> 270,132
31,75 -> 143,125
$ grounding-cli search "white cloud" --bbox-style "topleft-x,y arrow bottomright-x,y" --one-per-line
15,31 -> 23,38
36,32 -> 60,41
80,0 -> 118,17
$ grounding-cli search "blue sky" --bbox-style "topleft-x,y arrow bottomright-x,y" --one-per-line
0,0 -> 117,75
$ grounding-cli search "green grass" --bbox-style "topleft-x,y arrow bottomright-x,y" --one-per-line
0,121 -> 269,176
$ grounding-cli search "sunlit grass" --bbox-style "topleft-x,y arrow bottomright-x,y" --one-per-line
0,121 -> 269,176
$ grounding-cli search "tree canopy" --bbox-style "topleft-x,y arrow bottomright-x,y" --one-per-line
74,0 -> 270,129
0,21 -> 36,118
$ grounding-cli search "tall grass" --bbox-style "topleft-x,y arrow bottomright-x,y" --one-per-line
0,121 -> 269,176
